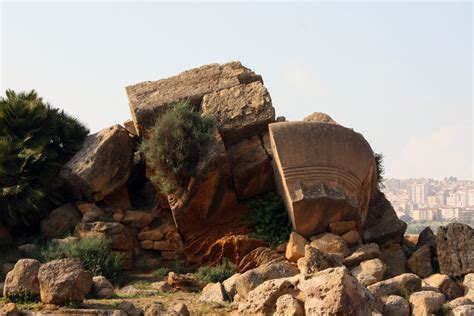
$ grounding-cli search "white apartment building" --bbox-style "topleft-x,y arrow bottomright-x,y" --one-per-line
411,183 -> 429,205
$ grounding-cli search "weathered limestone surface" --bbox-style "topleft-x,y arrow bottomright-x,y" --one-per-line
3,259 -> 41,298
437,223 -> 474,277
269,121 -> 377,237
60,125 -> 133,201
125,61 -> 263,134
202,81 -> 274,145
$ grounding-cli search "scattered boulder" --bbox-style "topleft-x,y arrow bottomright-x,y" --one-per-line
167,272 -> 205,292
151,281 -> 174,293
448,304 -> 474,316
60,124 -> 133,202
379,241 -> 407,277
448,297 -> 473,310
238,247 -> 283,272
329,220 -> 357,236
171,303 -> 190,316
299,266 -> 382,315
409,290 -> 445,315
341,230 -> 363,247
92,276 -> 115,299
437,223 -> 474,277
363,190 -> 407,244
381,295 -> 409,316
40,203 -> 81,238
119,301 -> 143,316
3,259 -> 41,298
351,258 -> 385,286
37,258 -> 93,305
417,227 -> 437,250
310,232 -> 350,257
223,273 -> 241,301
274,294 -> 305,316
238,275 -> 302,315
143,302 -> 166,316
407,245 -> 433,278
297,245 -> 341,277
285,231 -> 308,262
1,303 -> 20,316
198,282 -> 228,303
269,121 -> 378,238
367,273 -> 422,298
344,243 -> 381,267
464,273 -> 474,297
235,261 -> 299,298
303,112 -> 337,124
423,273 -> 463,300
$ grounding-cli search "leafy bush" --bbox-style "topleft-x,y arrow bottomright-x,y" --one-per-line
5,290 -> 40,304
151,259 -> 194,279
40,236 -> 123,284
139,101 -> 214,194
374,152 -> 385,190
0,90 -> 89,226
246,192 -> 293,247
194,259 -> 236,283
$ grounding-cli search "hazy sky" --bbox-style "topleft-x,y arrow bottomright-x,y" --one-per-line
1,1 -> 472,180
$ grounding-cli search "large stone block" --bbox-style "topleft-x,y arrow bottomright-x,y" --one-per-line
437,223 -> 474,277
125,61 -> 262,134
202,81 -> 274,145
168,129 -> 238,242
269,121 -> 378,238
60,125 -> 133,201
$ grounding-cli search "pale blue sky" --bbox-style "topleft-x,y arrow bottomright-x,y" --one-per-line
1,1 -> 472,180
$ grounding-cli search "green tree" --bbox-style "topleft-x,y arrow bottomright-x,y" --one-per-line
0,90 -> 89,226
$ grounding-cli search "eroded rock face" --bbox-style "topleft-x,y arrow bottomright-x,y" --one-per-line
437,223 -> 474,277
202,81 -> 275,145
407,245 -> 433,278
423,274 -> 464,300
61,125 -> 133,202
237,247 -> 284,272
38,258 -> 93,305
125,61 -> 263,134
3,259 -> 41,298
269,121 -> 377,238
226,136 -> 274,199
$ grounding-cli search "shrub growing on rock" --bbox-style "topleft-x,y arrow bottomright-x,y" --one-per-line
0,90 -> 89,226
246,192 -> 292,247
40,236 -> 123,284
139,100 -> 214,194
375,152 -> 385,189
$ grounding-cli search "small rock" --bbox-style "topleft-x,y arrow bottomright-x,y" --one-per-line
143,302 -> 166,316
1,303 -> 20,316
351,258 -> 385,286
416,227 -> 437,250
119,301 -> 143,316
167,272 -> 205,292
310,232 -> 350,257
140,240 -> 154,250
342,230 -> 363,247
379,241 -> 407,277
409,290 -> 445,315
297,245 -> 341,277
151,281 -> 174,293
92,276 -> 115,299
329,220 -> 357,236
18,243 -> 39,257
423,273 -> 464,300
381,295 -> 410,316
40,203 -> 81,238
198,282 -> 228,303
223,273 -> 241,301
407,245 -> 433,278
448,297 -> 473,310
285,231 -> 308,262
448,304 -> 474,316
276,243 -> 287,253
274,294 -> 304,316
122,210 -> 155,229
368,273 -> 422,298
463,273 -> 474,298
171,303 -> 190,316
344,243 -> 381,266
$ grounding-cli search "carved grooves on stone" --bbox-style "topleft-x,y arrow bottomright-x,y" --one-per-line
282,165 -> 362,193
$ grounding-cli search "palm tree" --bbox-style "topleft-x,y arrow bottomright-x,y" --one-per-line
0,90 -> 89,226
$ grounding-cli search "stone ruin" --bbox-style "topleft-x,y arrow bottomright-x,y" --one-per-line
43,61 -> 405,270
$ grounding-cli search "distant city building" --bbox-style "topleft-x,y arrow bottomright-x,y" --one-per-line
411,183 -> 429,205
436,191 -> 447,206
412,208 -> 442,221
427,195 -> 437,207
